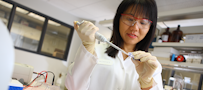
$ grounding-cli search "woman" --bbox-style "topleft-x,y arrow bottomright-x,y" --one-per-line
65,0 -> 163,90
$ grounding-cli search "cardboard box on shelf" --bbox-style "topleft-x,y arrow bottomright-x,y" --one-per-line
156,57 -> 171,61
185,34 -> 203,43
151,52 -> 172,61
196,34 -> 203,43
151,51 -> 172,58
153,47 -> 179,55
36,26 -> 42,31
20,20 -> 29,26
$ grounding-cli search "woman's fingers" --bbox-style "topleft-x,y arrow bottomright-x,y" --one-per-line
78,21 -> 98,33
140,55 -> 156,62
132,51 -> 144,56
133,51 -> 151,61
147,57 -> 159,70
132,51 -> 158,69
74,20 -> 99,43
142,56 -> 158,70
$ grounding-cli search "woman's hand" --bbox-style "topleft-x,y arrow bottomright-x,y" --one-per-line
131,51 -> 158,89
74,21 -> 99,54
74,20 -> 99,43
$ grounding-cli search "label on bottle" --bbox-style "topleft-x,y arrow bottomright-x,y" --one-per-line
162,35 -> 169,42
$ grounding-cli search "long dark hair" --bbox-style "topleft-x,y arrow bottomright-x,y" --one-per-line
105,0 -> 157,58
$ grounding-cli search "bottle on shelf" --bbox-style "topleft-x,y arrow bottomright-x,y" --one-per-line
161,27 -> 172,42
158,37 -> 162,43
171,25 -> 183,42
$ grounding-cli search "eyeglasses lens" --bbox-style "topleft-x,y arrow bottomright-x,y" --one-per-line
121,15 -> 151,29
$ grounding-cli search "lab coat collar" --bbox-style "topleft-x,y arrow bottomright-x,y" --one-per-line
117,51 -> 134,69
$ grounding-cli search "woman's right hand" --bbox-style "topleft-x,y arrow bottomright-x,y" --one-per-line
74,21 -> 99,54
74,20 -> 99,43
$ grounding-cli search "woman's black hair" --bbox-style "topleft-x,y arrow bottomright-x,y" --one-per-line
105,0 -> 157,58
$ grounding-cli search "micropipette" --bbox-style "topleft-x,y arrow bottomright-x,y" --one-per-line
76,21 -> 139,61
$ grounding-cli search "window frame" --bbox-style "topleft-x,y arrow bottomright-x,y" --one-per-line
3,0 -> 74,61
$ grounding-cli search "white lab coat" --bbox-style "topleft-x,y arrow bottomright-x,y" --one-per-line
65,43 -> 163,90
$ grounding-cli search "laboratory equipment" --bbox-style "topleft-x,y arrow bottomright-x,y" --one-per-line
76,21 -> 139,61
24,71 -> 57,90
168,77 -> 184,90
12,63 -> 34,84
31,82 -> 60,90
8,80 -> 24,90
0,20 -> 15,90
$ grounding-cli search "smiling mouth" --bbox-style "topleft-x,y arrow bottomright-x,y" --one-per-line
127,33 -> 137,38
129,34 -> 136,36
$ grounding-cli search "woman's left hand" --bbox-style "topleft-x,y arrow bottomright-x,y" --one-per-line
131,51 -> 159,88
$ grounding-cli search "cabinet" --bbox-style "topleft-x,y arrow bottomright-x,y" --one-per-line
152,42 -> 203,48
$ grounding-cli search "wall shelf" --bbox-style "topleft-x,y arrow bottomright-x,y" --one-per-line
159,60 -> 203,74
152,42 -> 203,48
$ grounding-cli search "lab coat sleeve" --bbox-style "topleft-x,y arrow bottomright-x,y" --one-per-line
149,60 -> 164,90
65,44 -> 98,90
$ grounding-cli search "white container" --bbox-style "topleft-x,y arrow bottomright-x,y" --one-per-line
192,54 -> 202,64
185,34 -> 203,43
186,54 -> 193,63
196,34 -> 203,43
185,34 -> 198,43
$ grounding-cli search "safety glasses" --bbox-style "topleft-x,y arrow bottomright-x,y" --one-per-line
121,14 -> 152,29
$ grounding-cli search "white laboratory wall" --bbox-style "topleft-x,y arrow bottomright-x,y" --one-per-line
95,22 -> 113,44
96,22 -> 112,40
12,0 -> 83,84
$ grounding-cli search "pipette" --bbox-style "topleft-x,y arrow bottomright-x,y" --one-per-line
76,21 -> 139,61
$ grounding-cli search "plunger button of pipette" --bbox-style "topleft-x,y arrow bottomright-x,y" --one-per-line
76,20 -> 85,25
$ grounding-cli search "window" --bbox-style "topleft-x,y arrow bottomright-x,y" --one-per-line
4,0 -> 74,60
10,7 -> 44,51
0,0 -> 12,25
41,20 -> 71,59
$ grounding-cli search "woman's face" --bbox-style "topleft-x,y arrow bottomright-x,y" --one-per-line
119,5 -> 151,47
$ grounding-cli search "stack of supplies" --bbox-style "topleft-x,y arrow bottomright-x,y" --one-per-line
151,47 -> 179,61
